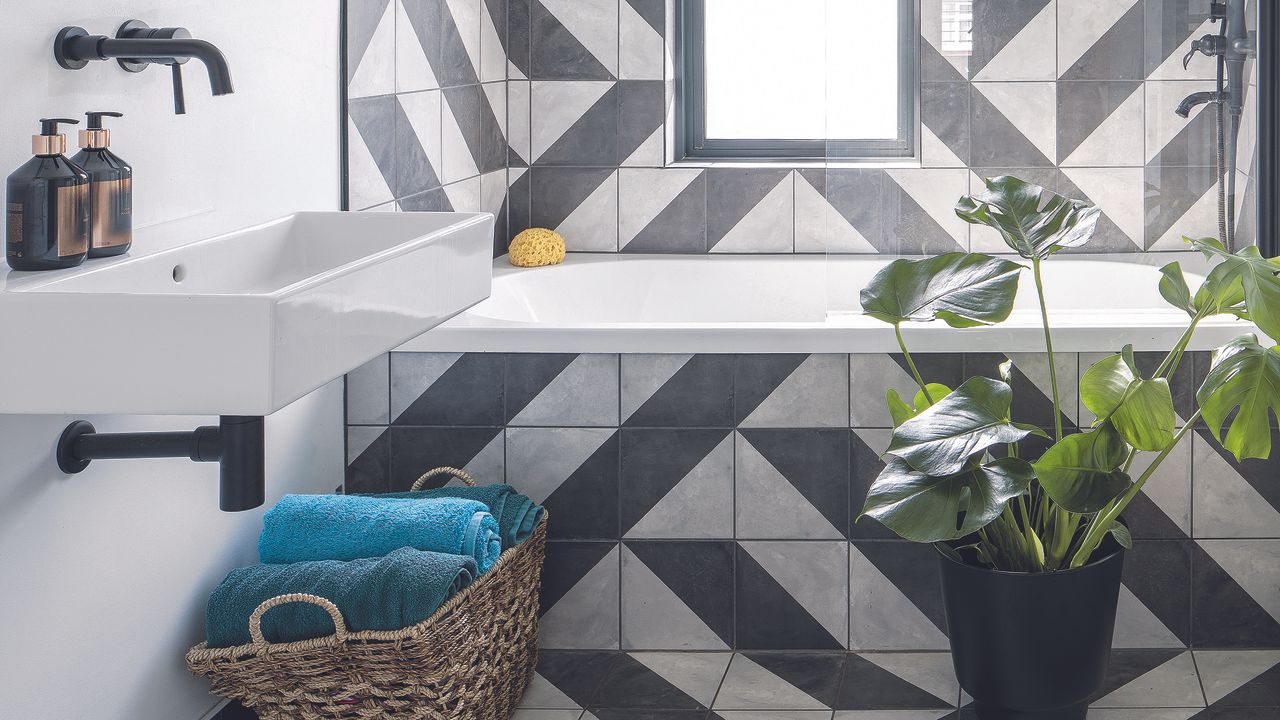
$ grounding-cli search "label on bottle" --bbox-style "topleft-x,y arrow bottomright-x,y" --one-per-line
6,202 -> 22,258
56,183 -> 89,258
92,178 -> 131,249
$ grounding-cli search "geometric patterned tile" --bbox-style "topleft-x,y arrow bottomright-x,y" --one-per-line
736,542 -> 849,650
622,543 -> 734,650
714,653 -> 844,710
849,542 -> 949,652
621,429 -> 734,539
506,427 -> 619,539
736,429 -> 849,539
507,353 -> 619,426
540,542 -> 621,649
1193,541 -> 1280,648
1090,650 -> 1204,709
836,654 -> 957,711
622,355 -> 735,427
736,354 -> 848,428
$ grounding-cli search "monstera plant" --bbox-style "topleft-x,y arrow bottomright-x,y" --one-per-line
857,176 -> 1280,720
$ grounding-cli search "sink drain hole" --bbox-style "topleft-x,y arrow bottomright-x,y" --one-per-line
172,264 -> 187,283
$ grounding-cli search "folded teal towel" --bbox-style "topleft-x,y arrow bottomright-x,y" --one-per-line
374,484 -> 545,549
205,547 -> 476,648
258,494 -> 503,573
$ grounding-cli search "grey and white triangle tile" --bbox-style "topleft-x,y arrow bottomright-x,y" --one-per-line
621,544 -> 732,650
349,0 -> 396,98
1058,0 -> 1143,80
971,82 -> 1057,166
508,353 -> 620,427
442,0 -> 483,85
508,80 -> 531,165
794,170 -> 878,254
540,543 -> 621,649
736,429 -> 848,540
532,81 -> 619,166
618,80 -> 666,167
739,541 -> 849,650
849,542 -> 950,651
1192,431 -> 1280,538
630,651 -> 732,707
480,0 -> 507,82
348,98 -> 396,210
622,429 -> 734,540
1195,650 -> 1280,706
1144,1 -> 1218,81
534,0 -> 619,80
738,354 -> 847,428
1091,651 -> 1205,709
530,167 -> 619,251
707,169 -> 794,253
620,0 -> 665,80
713,653 -> 840,710
1058,81 -> 1144,167
969,0 -> 1056,81
346,354 -> 390,425
396,0 -> 441,92
853,653 -> 961,709
1059,168 -> 1145,252
1144,166 -> 1223,250
620,168 -> 707,253
882,169 -> 969,254
506,427 -> 619,538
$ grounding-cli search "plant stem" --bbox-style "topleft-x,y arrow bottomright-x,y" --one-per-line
894,323 -> 934,404
1069,410 -> 1203,568
1031,258 -> 1063,441
1153,318 -> 1201,379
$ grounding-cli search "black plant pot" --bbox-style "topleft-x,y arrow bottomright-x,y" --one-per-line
937,537 -> 1125,720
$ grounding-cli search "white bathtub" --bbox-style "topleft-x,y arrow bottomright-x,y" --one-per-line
401,253 -> 1258,354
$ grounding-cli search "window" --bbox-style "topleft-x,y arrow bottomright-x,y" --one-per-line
676,0 -> 918,162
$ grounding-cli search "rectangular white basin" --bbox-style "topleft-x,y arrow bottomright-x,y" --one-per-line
0,211 -> 494,415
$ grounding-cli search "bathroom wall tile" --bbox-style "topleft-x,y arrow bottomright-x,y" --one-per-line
1120,432 -> 1193,540
507,427 -> 620,539
1090,650 -> 1204,708
920,83 -> 970,168
1057,168 -> 1146,252
970,82 -> 1057,167
881,169 -> 969,254
736,429 -> 849,540
1118,541 -> 1193,648
391,352 -> 505,426
399,186 -> 450,211
1193,429 -> 1280,539
849,353 -> 965,428
1144,165 -> 1224,251
621,429 -> 734,539
618,80 -> 666,167
508,0 -> 532,79
480,0 -> 508,83
706,169 -> 793,253
532,0 -> 619,80
1056,81 -> 1144,167
540,541 -> 621,649
346,425 -> 390,493
621,354 -> 735,427
531,81 -> 620,166
714,652 -> 845,710
594,651 -> 725,709
736,354 -> 847,427
397,0 -> 442,93
1195,649 -> 1280,708
1057,0 -> 1143,81
394,91 -> 443,197
443,176 -> 482,212
795,170 -> 882,254
619,168 -> 706,253
965,352 -> 1079,433
620,0 -> 665,81
348,97 -> 397,210
1143,0 -> 1218,81
849,542 -> 949,651
508,80 -> 532,166
736,541 -> 849,650
967,0 -> 1056,81
440,0 -> 483,87
835,653 -> 958,711
506,353 -> 620,426
621,541 -> 734,650
848,429 -> 893,540
480,82 -> 509,173
346,353 -> 390,425
508,167 -> 532,241
349,0 -> 397,98
919,0 -> 970,83
387,425 -> 505,489
1146,80 -> 1222,168
529,167 -> 619,251
480,168 -> 511,255
440,84 -> 484,182
1192,540 -> 1280,647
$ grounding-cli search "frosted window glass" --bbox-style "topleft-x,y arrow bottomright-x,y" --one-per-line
703,0 -> 901,141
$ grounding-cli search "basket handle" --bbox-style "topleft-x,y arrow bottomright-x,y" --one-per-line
411,466 -> 477,491
248,593 -> 347,646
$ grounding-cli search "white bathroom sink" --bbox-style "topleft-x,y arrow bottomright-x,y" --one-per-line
0,211 -> 494,415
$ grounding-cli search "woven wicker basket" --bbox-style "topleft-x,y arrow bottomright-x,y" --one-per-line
186,467 -> 546,720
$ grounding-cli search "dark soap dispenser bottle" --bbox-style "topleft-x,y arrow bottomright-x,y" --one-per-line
5,118 -> 89,271
71,111 -> 132,258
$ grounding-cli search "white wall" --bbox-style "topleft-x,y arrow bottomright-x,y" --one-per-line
0,2 -> 343,718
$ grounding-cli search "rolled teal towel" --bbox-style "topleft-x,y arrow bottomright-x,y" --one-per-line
374,484 -> 545,549
258,494 -> 503,573
205,547 -> 476,648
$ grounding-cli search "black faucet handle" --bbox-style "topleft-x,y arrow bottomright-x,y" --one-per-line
171,62 -> 186,115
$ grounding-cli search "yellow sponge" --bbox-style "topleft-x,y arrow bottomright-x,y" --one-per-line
508,228 -> 566,268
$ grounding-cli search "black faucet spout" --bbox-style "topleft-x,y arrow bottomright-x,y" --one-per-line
1175,91 -> 1224,118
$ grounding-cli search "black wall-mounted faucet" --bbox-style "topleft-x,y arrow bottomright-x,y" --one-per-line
54,20 -> 234,115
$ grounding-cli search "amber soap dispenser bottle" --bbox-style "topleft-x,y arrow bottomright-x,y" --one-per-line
5,118 -> 89,271
71,111 -> 132,257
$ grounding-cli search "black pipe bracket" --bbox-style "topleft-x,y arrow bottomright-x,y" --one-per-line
56,416 -> 266,512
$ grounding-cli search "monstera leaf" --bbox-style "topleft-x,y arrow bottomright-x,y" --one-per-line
1080,348 -> 1177,451
1033,423 -> 1132,513
1197,335 -> 1280,461
1159,260 -> 1246,319
955,176 -> 1102,260
859,456 -> 1035,543
1190,237 -> 1280,341
886,384 -> 953,427
887,376 -> 1047,476
860,252 -> 1024,328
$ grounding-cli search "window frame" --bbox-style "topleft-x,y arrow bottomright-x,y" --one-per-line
674,0 -> 920,163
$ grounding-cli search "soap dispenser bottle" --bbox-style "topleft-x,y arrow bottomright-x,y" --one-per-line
6,118 -> 89,270
71,111 -> 132,258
